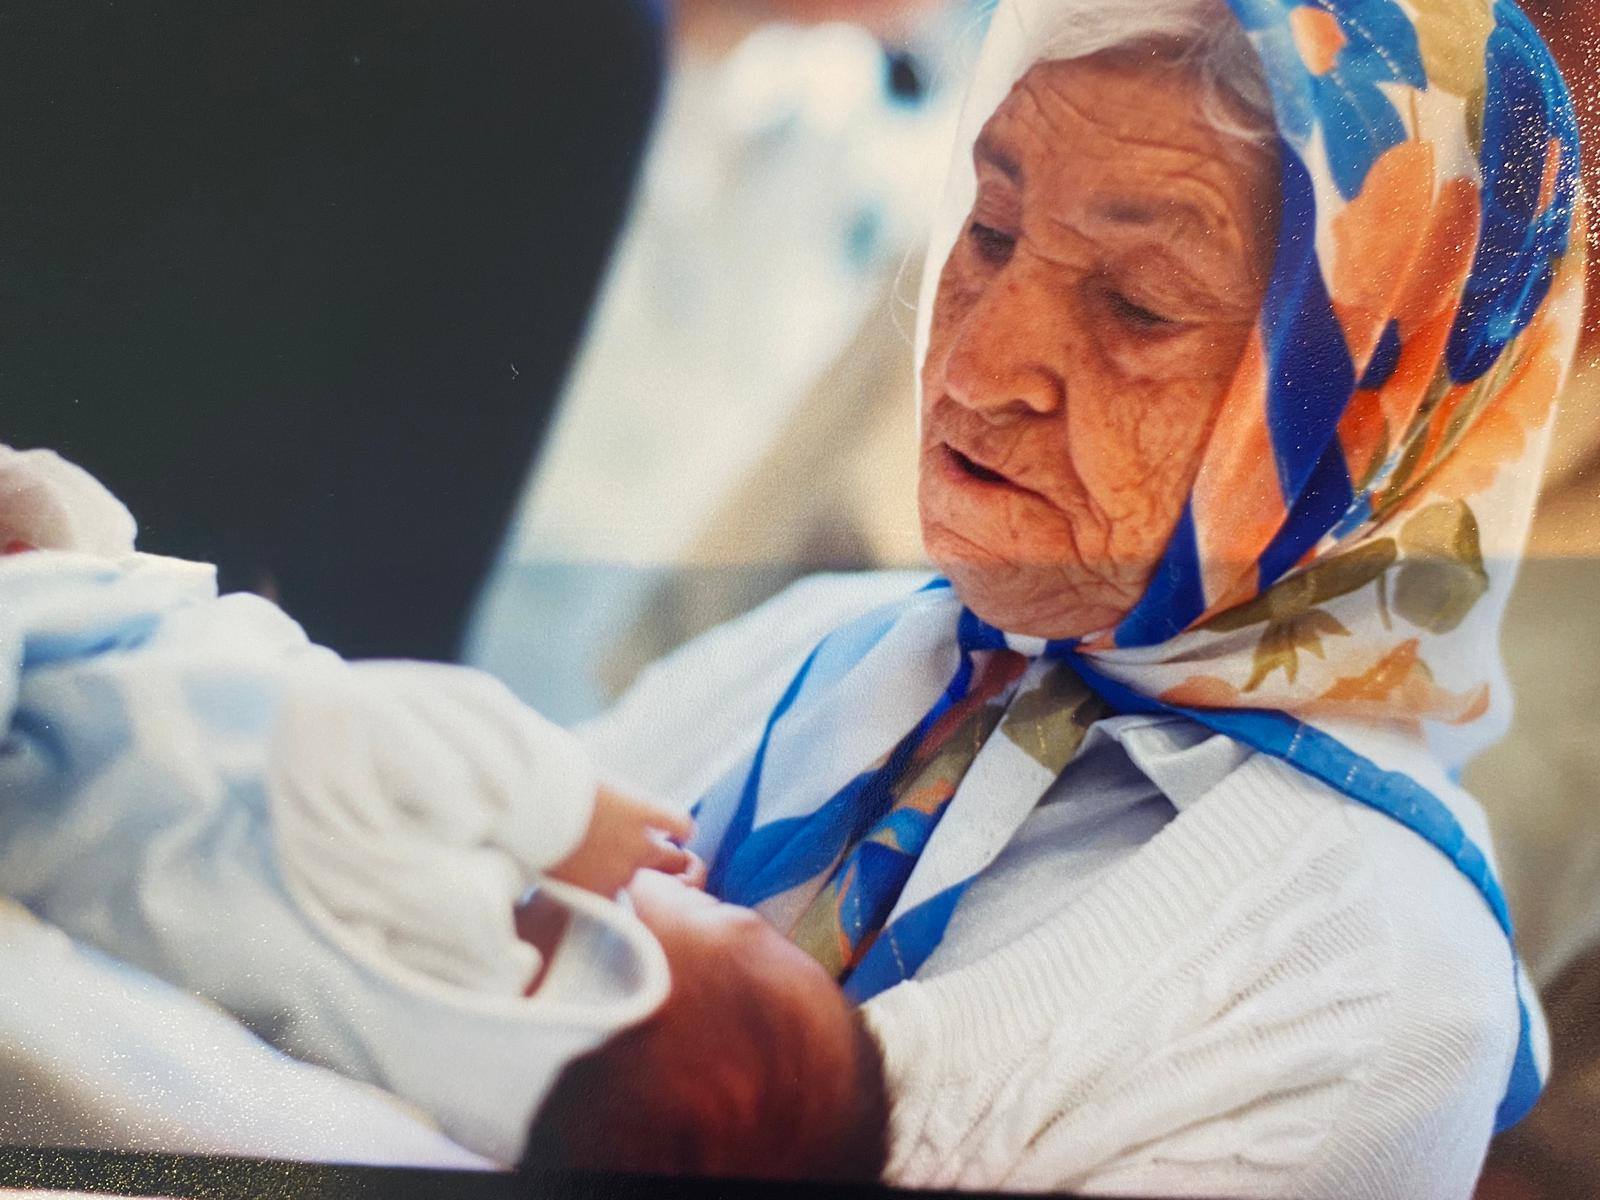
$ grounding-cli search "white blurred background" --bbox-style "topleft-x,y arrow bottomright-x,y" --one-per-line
466,0 -> 992,722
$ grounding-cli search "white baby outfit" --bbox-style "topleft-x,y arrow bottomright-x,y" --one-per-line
0,445 -> 666,1166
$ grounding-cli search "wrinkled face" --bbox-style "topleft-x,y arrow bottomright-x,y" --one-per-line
919,52 -> 1282,638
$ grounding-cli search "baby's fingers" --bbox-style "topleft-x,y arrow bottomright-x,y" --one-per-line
596,786 -> 694,844
639,833 -> 694,879
676,850 -> 708,891
642,801 -> 694,844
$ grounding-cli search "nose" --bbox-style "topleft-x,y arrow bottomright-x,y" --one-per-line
941,266 -> 1068,421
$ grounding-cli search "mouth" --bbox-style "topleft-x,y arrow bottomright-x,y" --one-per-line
940,443 -> 1017,489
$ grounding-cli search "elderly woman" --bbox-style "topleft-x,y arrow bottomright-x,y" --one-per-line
573,0 -> 1586,1193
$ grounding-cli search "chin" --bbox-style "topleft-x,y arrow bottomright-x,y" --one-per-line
924,530 -> 1128,641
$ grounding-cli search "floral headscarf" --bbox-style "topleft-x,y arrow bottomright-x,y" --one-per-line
1090,0 -> 1586,738
697,0 -> 1585,1134
914,0 -> 1586,727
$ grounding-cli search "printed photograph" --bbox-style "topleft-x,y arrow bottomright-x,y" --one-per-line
1,1 -> 1597,1197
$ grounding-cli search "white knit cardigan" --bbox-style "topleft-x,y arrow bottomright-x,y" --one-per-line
580,571 -> 1524,1199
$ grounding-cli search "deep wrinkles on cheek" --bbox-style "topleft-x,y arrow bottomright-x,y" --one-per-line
1098,331 -> 1248,491
925,473 -> 1157,628
1004,472 -> 1129,593
1012,489 -> 1095,576
952,487 -> 1133,605
1070,398 -> 1192,576
1073,478 -> 1118,538
1064,387 -> 1146,519
925,514 -> 1013,571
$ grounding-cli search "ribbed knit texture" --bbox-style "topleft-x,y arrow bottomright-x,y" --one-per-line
861,756 -> 1515,1197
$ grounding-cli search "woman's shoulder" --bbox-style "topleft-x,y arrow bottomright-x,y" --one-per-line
576,570 -> 934,804
1094,725 -> 1510,971
1198,748 -> 1515,989
1207,753 -> 1520,1195
1160,746 -> 1518,1073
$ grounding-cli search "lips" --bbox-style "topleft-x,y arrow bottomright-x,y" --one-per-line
939,442 -> 1024,491
948,446 -> 1009,484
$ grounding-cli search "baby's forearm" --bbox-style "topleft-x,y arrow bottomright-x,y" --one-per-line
0,554 -> 644,1163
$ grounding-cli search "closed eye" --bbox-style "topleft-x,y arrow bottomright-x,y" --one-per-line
968,221 -> 1017,266
1106,291 -> 1179,332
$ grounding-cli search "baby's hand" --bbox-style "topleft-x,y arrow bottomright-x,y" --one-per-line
549,786 -> 698,897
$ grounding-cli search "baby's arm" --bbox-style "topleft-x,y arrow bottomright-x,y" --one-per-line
0,546 -> 666,1164
550,786 -> 698,897
266,652 -> 604,995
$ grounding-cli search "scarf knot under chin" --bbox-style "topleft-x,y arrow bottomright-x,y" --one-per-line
770,618 -> 1114,984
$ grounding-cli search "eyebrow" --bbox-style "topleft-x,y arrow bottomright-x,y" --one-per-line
1087,195 -> 1255,305
973,132 -> 1022,184
1089,196 -> 1223,235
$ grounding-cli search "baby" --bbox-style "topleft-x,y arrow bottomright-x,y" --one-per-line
0,443 -> 692,1165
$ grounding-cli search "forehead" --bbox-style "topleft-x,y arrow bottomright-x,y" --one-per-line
975,54 -> 1277,234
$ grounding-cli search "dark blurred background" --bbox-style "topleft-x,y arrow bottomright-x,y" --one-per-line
1,0 -> 664,660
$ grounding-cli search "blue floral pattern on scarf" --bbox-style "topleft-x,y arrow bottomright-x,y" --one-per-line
1233,0 -> 1426,198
